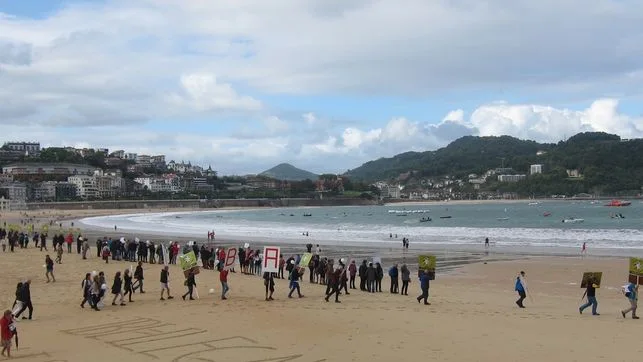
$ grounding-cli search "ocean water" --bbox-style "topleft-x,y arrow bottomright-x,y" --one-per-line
78,201 -> 643,255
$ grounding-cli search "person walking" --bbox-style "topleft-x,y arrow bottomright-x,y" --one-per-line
1,310 -> 17,358
45,255 -> 55,283
325,267 -> 342,303
14,280 -> 33,320
182,269 -> 196,301
80,273 -> 92,308
579,277 -> 599,315
400,264 -> 410,295
416,270 -> 430,305
622,282 -> 639,319
123,269 -> 134,303
111,271 -> 125,306
160,266 -> 174,301
288,263 -> 304,298
220,268 -> 229,300
515,271 -> 527,308
134,261 -> 145,293
263,271 -> 275,301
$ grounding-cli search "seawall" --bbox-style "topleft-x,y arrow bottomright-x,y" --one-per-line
27,198 -> 378,210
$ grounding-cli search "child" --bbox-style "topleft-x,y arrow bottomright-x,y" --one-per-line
45,255 -> 55,283
220,268 -> 229,300
1,310 -> 17,358
263,271 -> 275,301
55,243 -> 63,264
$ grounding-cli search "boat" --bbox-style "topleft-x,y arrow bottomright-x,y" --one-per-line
605,200 -> 632,207
419,217 -> 432,222
543,212 -> 552,217
528,202 -> 539,206
610,213 -> 626,219
497,217 -> 510,221
439,216 -> 452,219
303,213 -> 312,217
562,218 -> 584,224
396,213 -> 408,217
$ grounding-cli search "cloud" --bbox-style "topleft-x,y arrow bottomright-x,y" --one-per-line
1,1 -> 643,175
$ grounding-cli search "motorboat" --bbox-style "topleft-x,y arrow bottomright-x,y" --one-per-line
543,212 -> 552,217
528,202 -> 539,206
497,217 -> 510,221
439,216 -> 452,219
562,218 -> 584,224
605,200 -> 631,207
419,217 -> 432,222
303,213 -> 312,217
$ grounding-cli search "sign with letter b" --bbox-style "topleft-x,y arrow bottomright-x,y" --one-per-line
263,246 -> 280,273
224,248 -> 238,270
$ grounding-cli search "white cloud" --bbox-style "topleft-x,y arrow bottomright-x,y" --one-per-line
1,1 -> 643,174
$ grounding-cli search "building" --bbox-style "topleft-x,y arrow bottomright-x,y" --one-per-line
380,185 -> 400,198
0,196 -> 8,211
151,155 -> 166,169
125,153 -> 137,161
136,154 -> 151,166
530,164 -> 543,175
0,173 -> 14,184
567,169 -> 582,178
96,175 -> 123,198
109,150 -> 125,159
68,175 -> 98,199
55,182 -> 77,200
2,163 -> 98,176
497,174 -> 527,182
0,183 -> 27,210
3,142 -> 40,155
96,148 -> 109,157
29,181 -> 57,201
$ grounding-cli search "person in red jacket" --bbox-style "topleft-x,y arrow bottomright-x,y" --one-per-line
65,233 -> 74,253
1,310 -> 17,358
220,268 -> 229,300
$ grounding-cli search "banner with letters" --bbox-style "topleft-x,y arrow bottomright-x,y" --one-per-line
223,248 -> 239,270
262,246 -> 281,273
298,252 -> 313,269
418,255 -> 436,280
628,257 -> 643,284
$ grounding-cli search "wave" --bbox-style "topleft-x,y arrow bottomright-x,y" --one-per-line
78,211 -> 643,250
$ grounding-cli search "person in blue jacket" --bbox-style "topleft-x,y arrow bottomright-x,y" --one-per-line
621,282 -> 639,319
416,269 -> 430,305
515,271 -> 527,308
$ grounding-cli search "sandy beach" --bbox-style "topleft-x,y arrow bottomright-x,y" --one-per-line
1,208 -> 643,361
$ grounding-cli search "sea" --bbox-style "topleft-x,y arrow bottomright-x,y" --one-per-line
78,200 -> 643,256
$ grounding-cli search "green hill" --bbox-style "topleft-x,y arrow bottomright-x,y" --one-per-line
259,163 -> 318,181
344,132 -> 643,195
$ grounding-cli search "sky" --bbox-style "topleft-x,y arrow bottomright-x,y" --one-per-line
1,0 -> 643,176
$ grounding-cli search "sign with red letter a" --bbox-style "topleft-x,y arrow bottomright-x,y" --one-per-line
263,246 -> 280,273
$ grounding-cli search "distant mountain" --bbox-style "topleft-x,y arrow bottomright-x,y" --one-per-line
259,163 -> 318,181
344,132 -> 643,195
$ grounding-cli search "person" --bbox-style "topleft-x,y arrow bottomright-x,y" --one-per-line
220,268 -> 229,300
417,270 -> 430,305
288,262 -> 304,298
400,264 -> 410,295
76,234 -> 83,254
358,260 -> 367,291
581,242 -> 587,255
348,260 -> 357,289
485,237 -> 490,248
45,255 -> 55,283
111,271 -> 126,306
11,283 -> 23,316
515,271 -> 527,308
579,277 -> 599,315
325,266 -> 342,303
366,262 -> 376,293
160,266 -> 174,300
80,273 -> 92,308
55,243 -> 63,264
182,269 -> 196,301
133,261 -> 145,293
14,280 -> 33,320
389,263 -> 399,294
1,310 -> 16,358
101,244 -> 110,264
90,274 -> 101,311
123,269 -> 134,303
81,238 -> 90,259
622,282 -> 639,319
263,271 -> 275,301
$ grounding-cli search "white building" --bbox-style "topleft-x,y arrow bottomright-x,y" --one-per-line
530,164 -> 543,175
68,175 -> 98,199
3,142 -> 40,155
31,181 -> 57,201
136,154 -> 151,165
380,185 -> 400,198
498,174 -> 527,183
125,153 -> 138,161
0,196 -> 8,211
0,183 -> 27,210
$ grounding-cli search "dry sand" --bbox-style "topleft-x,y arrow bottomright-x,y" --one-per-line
1,209 -> 643,362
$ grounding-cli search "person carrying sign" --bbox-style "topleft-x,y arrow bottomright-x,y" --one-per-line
621,282 -> 639,319
579,277 -> 599,315
288,261 -> 304,298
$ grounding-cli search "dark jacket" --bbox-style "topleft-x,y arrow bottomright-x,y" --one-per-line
401,265 -> 410,281
358,261 -> 367,278
389,266 -> 399,279
20,283 -> 31,303
111,276 -> 122,294
419,273 -> 430,290
186,273 -> 196,287
160,269 -> 169,283
366,266 -> 376,281
134,266 -> 144,280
